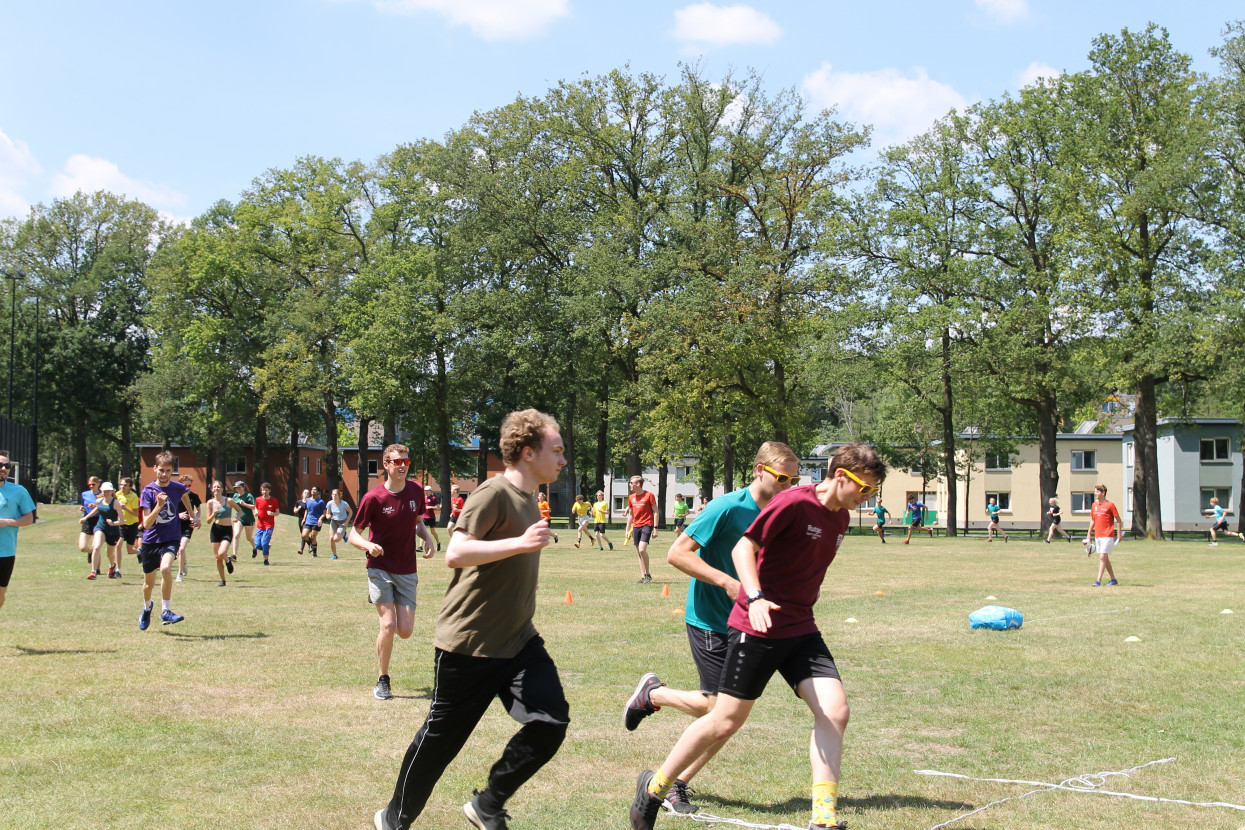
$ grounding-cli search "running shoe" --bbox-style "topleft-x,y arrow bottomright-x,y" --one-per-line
636,574 -> 652,584
574,542 -> 580,549
463,791 -> 511,830
86,570 -> 97,580
809,823 -> 847,829
374,676 -> 393,700
114,569 -> 121,579
552,533 -> 559,543
1093,581 -> 1101,587
218,580 -> 226,587
663,780 -> 697,814
175,573 -> 183,582
373,808 -> 391,830
252,548 -> 258,558
226,559 -> 234,574
139,605 -> 152,630
624,672 -> 664,731
608,540 -> 614,551
264,558 -> 270,565
161,609 -> 184,625
108,565 -> 116,579
1107,579 -> 1118,586
630,770 -> 662,830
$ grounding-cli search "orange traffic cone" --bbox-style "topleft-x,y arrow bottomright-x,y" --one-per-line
564,590 -> 573,604
661,584 -> 670,598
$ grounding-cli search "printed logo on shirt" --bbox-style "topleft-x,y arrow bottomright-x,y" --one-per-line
807,524 -> 823,540
382,506 -> 396,515
408,500 -> 419,512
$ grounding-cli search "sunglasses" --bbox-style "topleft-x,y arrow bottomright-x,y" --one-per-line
762,464 -> 801,486
839,467 -> 876,496
386,458 -> 411,467
0,462 -> 10,469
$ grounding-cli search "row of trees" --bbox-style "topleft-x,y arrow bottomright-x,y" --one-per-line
2,23 -> 1244,536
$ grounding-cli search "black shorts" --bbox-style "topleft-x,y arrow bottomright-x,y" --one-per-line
910,517 -> 925,528
594,523 -> 606,535
180,521 -> 194,539
1213,520 -> 1229,532
424,516 -> 437,528
209,524 -> 234,544
138,542 -> 179,574
989,515 -> 1000,526
687,624 -> 729,695
97,525 -> 122,547
1051,515 -> 1061,525
674,517 -> 686,530
81,515 -> 98,534
0,556 -> 14,588
122,524 -> 139,545
632,525 -> 653,546
302,522 -> 321,535
719,629 -> 840,701
876,519 -> 885,526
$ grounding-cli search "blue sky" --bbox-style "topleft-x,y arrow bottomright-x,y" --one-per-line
0,1 -> 1238,223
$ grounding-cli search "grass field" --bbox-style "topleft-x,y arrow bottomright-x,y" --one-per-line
1,505 -> 1243,830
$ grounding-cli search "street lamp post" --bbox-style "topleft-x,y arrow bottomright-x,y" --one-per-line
0,269 -> 19,421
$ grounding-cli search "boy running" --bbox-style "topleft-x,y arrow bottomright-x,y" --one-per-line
134,451 -> 198,629
447,484 -> 465,535
373,410 -> 569,830
672,494 -> 690,536
629,443 -> 885,830
986,497 -> 1009,543
1205,496 -> 1244,545
871,498 -> 890,544
254,482 -> 279,565
903,494 -> 934,544
592,490 -> 614,551
0,450 -> 36,612
571,493 -> 592,547
537,491 -> 559,544
623,442 -> 800,815
302,486 -> 327,557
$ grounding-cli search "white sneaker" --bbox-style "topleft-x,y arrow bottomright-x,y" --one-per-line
175,573 -> 184,582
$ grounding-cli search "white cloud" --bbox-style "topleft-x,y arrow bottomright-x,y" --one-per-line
50,155 -> 186,209
0,128 -> 42,220
974,0 -> 1029,24
366,0 -> 568,40
1017,61 -> 1060,89
672,3 -> 781,46
803,63 -> 970,152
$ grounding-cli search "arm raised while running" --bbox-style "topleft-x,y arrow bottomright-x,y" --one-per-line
445,520 -> 550,569
667,532 -> 740,600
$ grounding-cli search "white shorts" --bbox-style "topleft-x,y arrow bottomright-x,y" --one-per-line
577,515 -> 591,528
1094,537 -> 1116,556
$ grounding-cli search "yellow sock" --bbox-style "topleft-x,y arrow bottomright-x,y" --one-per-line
811,781 -> 838,827
647,769 -> 674,799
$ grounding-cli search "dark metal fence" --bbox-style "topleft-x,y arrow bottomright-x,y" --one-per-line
0,414 -> 36,498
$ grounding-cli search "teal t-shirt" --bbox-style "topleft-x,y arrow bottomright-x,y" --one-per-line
1213,504 -> 1226,522
872,504 -> 889,521
987,503 -> 1001,521
0,481 -> 36,557
684,488 -> 759,634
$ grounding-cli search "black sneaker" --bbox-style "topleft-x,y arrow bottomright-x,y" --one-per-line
624,672 -> 664,731
809,822 -> 846,830
226,559 -> 234,574
636,574 -> 652,584
663,780 -> 697,814
373,808 -> 391,830
374,676 -> 393,700
630,770 -> 662,830
463,790 -> 510,830
252,548 -> 258,558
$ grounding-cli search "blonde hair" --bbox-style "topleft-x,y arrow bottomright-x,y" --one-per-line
754,441 -> 799,471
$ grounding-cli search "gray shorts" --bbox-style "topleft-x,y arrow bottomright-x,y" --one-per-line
330,519 -> 348,538
367,568 -> 418,609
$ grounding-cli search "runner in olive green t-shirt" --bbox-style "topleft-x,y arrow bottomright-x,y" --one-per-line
230,482 -> 257,561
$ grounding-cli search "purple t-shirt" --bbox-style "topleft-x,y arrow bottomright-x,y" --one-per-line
354,480 -> 425,576
140,479 -> 189,546
727,485 -> 849,639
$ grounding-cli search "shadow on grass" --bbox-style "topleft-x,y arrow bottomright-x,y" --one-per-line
697,793 -> 975,814
161,631 -> 270,641
14,644 -> 117,656
390,686 -> 434,700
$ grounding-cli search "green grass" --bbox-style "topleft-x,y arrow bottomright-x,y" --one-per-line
2,506 -> 1243,829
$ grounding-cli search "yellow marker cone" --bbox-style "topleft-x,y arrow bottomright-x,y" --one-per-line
671,607 -> 684,615
845,618 -> 858,623
564,590 -> 572,604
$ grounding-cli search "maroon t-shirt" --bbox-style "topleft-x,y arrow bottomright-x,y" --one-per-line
354,480 -> 425,575
727,485 -> 849,639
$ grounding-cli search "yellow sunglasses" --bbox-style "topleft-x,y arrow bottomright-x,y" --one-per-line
839,467 -> 876,496
762,464 -> 801,486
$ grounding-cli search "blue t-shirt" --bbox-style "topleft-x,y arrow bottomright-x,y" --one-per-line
80,488 -> 98,516
1213,504 -> 1226,522
327,500 -> 349,522
683,487 -> 760,635
0,481 -> 36,557
140,479 -> 189,546
304,497 -> 327,526
909,501 -> 925,522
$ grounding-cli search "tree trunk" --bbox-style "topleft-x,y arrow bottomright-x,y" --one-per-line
940,329 -> 958,537
1036,395 -> 1060,535
119,403 -> 134,481
74,417 -> 88,495
594,390 -> 609,493
563,394 -> 578,520
383,414 -> 396,448
657,457 -> 668,529
722,426 -> 735,494
625,400 -> 641,477
697,429 -> 714,506
435,346 -> 452,523
773,361 -> 789,445
213,439 -> 226,491
1131,374 -> 1163,539
288,424 -> 300,514
356,415 -> 372,507
254,413 -> 269,493
322,391 -> 340,491
476,423 -> 492,487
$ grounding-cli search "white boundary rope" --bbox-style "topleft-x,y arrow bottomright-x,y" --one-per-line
915,757 -> 1245,830
676,815 -> 804,829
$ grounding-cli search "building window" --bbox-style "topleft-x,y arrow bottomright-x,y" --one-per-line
984,452 -> 1010,470
302,457 -> 308,475
1071,450 -> 1097,471
1128,487 -> 1134,512
316,459 -> 322,475
985,492 -> 1011,511
226,457 -> 246,475
1201,488 -> 1232,513
171,456 -> 180,474
811,467 -> 824,482
1125,442 -> 1134,467
676,465 -> 693,480
613,497 -> 625,512
1072,492 -> 1094,513
1201,438 -> 1230,462
367,459 -> 378,477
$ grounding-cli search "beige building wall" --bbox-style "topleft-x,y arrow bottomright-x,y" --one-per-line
879,436 -> 1123,529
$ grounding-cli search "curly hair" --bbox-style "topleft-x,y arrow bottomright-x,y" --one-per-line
500,409 -> 559,467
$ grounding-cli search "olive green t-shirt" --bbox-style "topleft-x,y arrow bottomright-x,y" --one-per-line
434,474 -> 541,658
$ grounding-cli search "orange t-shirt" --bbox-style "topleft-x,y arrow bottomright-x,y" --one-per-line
628,491 -> 657,527
538,499 -> 551,520
1090,500 -> 1120,537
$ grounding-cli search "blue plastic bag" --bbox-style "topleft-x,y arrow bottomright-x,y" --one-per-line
969,605 -> 1023,630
